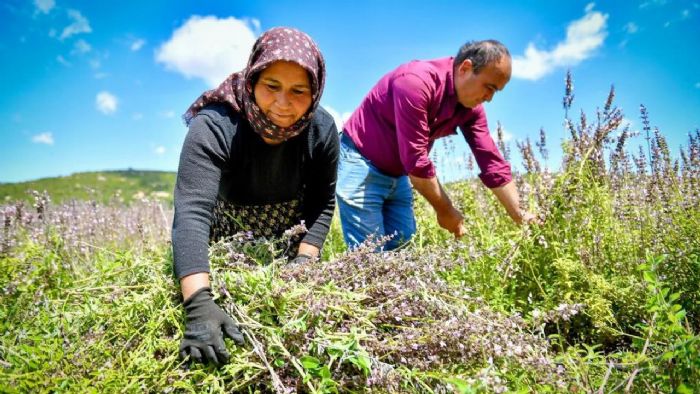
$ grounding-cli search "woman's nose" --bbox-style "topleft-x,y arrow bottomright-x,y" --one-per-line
276,91 -> 291,108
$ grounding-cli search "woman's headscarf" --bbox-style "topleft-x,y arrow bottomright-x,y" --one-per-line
183,27 -> 325,142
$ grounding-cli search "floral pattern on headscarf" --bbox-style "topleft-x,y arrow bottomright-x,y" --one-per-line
183,27 -> 325,143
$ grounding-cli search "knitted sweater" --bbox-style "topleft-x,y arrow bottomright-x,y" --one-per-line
172,103 -> 339,279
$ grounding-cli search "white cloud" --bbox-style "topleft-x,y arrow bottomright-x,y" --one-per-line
32,132 -> 54,145
56,55 -> 71,66
621,117 -> 639,133
500,127 -> 514,142
159,110 -> 176,118
94,72 -> 109,79
72,39 -> 91,55
60,9 -> 92,40
89,58 -> 101,69
89,59 -> 103,70
154,146 -> 166,155
155,15 -> 257,87
34,0 -> 55,14
619,22 -> 638,48
695,82 -> 700,89
96,91 -> 118,115
640,0 -> 667,8
512,3 -> 608,80
681,9 -> 690,19
132,112 -> 144,120
323,105 -> 352,131
130,38 -> 146,51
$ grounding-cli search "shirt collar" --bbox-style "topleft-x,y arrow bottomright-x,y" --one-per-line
444,57 -> 462,116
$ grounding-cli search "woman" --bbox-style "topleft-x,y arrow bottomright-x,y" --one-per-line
172,27 -> 339,365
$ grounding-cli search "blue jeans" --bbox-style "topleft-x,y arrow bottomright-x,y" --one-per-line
336,133 -> 416,250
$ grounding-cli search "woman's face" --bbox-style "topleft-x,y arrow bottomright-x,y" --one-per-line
253,60 -> 313,130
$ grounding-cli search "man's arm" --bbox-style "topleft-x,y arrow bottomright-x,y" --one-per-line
459,107 -> 538,225
408,174 -> 466,237
489,180 -> 538,225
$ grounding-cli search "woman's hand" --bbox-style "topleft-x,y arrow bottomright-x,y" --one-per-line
179,287 -> 245,365
293,242 -> 319,263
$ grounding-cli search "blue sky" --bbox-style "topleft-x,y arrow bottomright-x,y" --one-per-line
1,0 -> 699,183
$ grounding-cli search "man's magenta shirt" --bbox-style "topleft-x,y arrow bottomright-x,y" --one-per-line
343,57 -> 512,188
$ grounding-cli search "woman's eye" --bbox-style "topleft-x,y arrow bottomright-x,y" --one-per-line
266,84 -> 280,91
292,89 -> 308,95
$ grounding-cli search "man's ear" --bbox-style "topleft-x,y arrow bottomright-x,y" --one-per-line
457,59 -> 473,75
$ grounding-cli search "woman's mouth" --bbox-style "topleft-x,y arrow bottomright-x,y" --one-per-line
270,111 -> 293,119
268,111 -> 296,126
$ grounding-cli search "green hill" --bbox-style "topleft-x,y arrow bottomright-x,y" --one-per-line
0,170 -> 176,205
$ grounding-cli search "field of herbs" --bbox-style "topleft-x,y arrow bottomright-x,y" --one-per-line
1,74 -> 699,393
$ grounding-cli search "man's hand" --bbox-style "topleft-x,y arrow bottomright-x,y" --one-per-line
179,287 -> 244,365
436,207 -> 467,238
408,174 -> 466,238
518,210 -> 542,225
490,181 -> 543,226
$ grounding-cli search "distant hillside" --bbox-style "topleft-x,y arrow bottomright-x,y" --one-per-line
0,170 -> 176,205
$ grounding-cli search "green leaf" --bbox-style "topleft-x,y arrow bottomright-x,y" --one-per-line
443,377 -> 475,394
326,347 -> 344,357
348,354 -> 371,375
356,354 -> 371,375
667,311 -> 680,324
675,310 -> 687,321
299,355 -> 320,370
318,365 -> 332,379
677,384 -> 693,394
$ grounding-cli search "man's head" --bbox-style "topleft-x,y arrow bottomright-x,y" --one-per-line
453,40 -> 511,109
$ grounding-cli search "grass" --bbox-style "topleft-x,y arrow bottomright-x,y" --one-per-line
1,73 -> 699,392
0,170 -> 176,205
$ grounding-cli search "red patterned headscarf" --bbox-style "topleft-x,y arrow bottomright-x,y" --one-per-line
183,27 -> 325,142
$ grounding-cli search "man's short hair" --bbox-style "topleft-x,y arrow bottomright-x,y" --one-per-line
455,40 -> 510,74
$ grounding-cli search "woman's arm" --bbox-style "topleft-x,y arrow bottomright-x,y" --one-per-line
180,272 -> 210,300
172,108 -> 231,283
299,112 -> 340,254
297,242 -> 320,258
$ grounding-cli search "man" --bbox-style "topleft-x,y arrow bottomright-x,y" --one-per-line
336,39 -> 536,250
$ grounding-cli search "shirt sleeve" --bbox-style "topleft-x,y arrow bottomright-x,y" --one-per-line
171,113 -> 229,279
459,106 -> 512,188
301,115 -> 339,248
392,73 -> 436,178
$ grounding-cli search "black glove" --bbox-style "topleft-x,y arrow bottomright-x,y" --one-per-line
179,287 -> 244,365
289,253 -> 313,265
